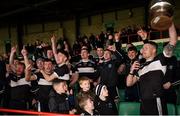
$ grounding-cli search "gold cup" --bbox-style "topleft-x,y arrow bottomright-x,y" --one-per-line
149,0 -> 174,31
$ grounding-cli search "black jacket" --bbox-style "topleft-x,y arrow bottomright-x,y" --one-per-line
94,96 -> 118,115
48,89 -> 70,114
80,109 -> 100,116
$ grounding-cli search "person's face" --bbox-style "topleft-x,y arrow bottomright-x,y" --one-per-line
114,33 -> 120,40
81,50 -> 89,60
101,86 -> 109,97
141,44 -> 156,60
96,48 -> 104,57
108,35 -> 113,40
47,50 -> 53,59
14,59 -> 19,65
57,53 -> 67,64
36,60 -> 44,70
44,61 -> 53,74
128,50 -> 137,60
16,64 -> 25,75
57,82 -> 68,93
103,50 -> 111,61
80,80 -> 90,92
85,98 -> 94,110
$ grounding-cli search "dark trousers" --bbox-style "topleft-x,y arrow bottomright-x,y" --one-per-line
39,100 -> 49,112
140,98 -> 168,115
9,100 -> 28,110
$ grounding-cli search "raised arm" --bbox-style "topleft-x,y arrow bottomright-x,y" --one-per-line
163,23 -> 177,57
168,22 -> 177,46
9,46 -> 17,65
25,64 -> 32,81
21,47 -> 35,81
50,35 -> 58,63
9,46 -> 17,73
21,46 -> 30,67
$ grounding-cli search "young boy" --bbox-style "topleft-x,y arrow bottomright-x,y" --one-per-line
77,92 -> 99,115
94,84 -> 118,115
79,76 -> 91,93
49,78 -> 76,114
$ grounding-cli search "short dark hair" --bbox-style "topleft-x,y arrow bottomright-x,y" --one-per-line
43,58 -> 53,63
36,57 -> 44,62
52,78 -> 66,87
146,41 -> 158,50
96,44 -> 104,49
17,62 -> 25,68
81,47 -> 89,53
57,49 -> 69,59
104,49 -> 113,54
46,46 -> 52,51
128,46 -> 137,52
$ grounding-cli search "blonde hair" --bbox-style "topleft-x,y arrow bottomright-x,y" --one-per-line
78,76 -> 91,85
77,92 -> 92,110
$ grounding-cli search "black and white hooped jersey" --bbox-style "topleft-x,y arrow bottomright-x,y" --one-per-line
33,72 -> 52,100
53,64 -> 70,80
7,73 -> 30,100
137,53 -> 168,100
75,60 -> 97,80
34,72 -> 52,86
7,73 -> 30,87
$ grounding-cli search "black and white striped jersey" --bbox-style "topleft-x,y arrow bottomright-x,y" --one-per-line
53,64 -> 70,80
75,59 -> 98,80
7,73 -> 30,100
34,72 -> 52,86
137,53 -> 168,100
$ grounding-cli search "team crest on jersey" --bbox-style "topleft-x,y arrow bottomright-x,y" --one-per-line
108,64 -> 112,68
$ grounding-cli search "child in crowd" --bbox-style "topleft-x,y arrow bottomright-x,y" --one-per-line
76,76 -> 95,114
94,84 -> 118,115
77,92 -> 99,115
48,78 -> 76,114
78,76 -> 95,97
79,76 -> 91,92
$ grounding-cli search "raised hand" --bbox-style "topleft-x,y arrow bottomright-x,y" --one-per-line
130,61 -> 140,74
51,34 -> 56,43
25,64 -> 32,72
11,46 -> 17,54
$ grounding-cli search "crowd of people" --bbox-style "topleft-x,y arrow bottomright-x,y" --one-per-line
0,22 -> 179,115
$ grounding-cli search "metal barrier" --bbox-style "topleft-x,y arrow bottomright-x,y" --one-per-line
0,108 -> 77,115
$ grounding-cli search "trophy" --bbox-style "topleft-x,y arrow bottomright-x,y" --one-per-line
149,0 -> 174,30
